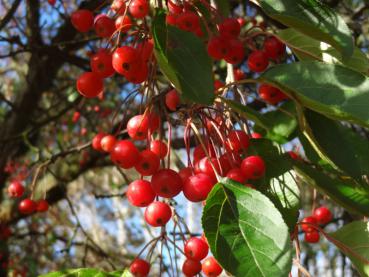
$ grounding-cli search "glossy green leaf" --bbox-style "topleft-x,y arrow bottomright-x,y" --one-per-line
277,28 -> 369,74
152,10 -> 215,105
260,61 -> 369,128
304,110 -> 369,184
258,0 -> 354,57
40,268 -> 129,277
224,99 -> 297,143
202,178 -> 293,277
330,221 -> 369,277
292,160 -> 369,216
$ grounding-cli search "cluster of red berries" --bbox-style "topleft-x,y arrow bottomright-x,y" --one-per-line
7,180 -> 49,215
300,206 -> 333,243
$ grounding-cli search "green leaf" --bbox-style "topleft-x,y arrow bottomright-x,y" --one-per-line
213,0 -> 230,17
152,10 -> 215,105
268,172 -> 300,233
277,28 -> 369,74
202,179 -> 293,277
40,268 -> 128,277
224,99 -> 297,143
258,0 -> 354,57
330,221 -> 369,277
304,110 -> 369,184
292,160 -> 369,216
260,61 -> 369,128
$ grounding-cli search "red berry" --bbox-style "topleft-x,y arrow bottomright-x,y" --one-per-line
218,18 -> 241,38
247,50 -> 269,72
168,0 -> 183,14
111,0 -> 126,14
144,201 -> 172,227
241,155 -> 265,179
90,49 -> 115,78
125,61 -> 148,84
233,68 -> 245,81
7,181 -> 25,198
36,200 -> 49,212
202,257 -> 223,277
0,225 -> 12,240
71,10 -> 94,32
207,36 -> 229,60
176,11 -> 200,32
258,84 -> 288,105
251,132 -> 262,139
193,144 -> 216,163
301,216 -> 318,233
112,46 -> 140,76
135,150 -> 160,176
92,133 -> 106,152
127,180 -> 156,207
48,0 -> 56,6
18,199 -> 36,215
226,168 -> 246,183
184,237 -> 209,261
196,157 -> 221,180
151,169 -> 183,198
136,39 -> 154,63
110,140 -> 140,169
150,140 -> 168,158
166,14 -> 177,25
182,259 -> 202,276
264,36 -> 286,60
304,230 -> 320,243
288,151 -> 300,160
127,114 -> 150,140
94,14 -> 115,38
224,39 -> 245,64
214,80 -> 224,90
72,111 -> 81,123
183,173 -> 215,202
129,0 -> 149,18
100,135 -> 116,153
165,89 -> 180,111
226,130 -> 250,152
313,206 -> 332,225
130,259 -> 150,277
76,72 -> 103,98
115,15 -> 132,32
179,167 -> 194,183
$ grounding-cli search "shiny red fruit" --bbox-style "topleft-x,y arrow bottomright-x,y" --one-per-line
18,199 -> 36,215
305,230 -> 320,243
241,155 -> 265,179
193,144 -> 216,163
313,206 -> 333,225
36,200 -> 49,212
183,173 -> 215,202
301,216 -> 318,233
176,11 -> 200,32
94,14 -> 115,38
100,135 -> 116,153
182,259 -> 202,276
179,167 -> 194,183
7,181 -> 25,198
218,18 -> 241,38
226,168 -> 247,183
247,50 -> 269,73
251,132 -> 262,139
166,14 -> 177,25
127,180 -> 156,207
130,259 -> 150,277
168,0 -> 183,14
127,114 -> 156,140
226,130 -> 250,152
165,89 -> 180,111
111,0 -> 126,14
115,15 -> 132,32
202,257 -> 223,277
258,84 -> 288,105
110,140 -> 140,169
233,68 -> 245,80
136,39 -> 154,62
125,61 -> 148,84
76,72 -> 103,98
207,36 -> 229,60
90,49 -> 115,78
112,46 -> 140,76
150,140 -> 168,158
184,237 -> 209,261
92,133 -> 106,152
129,0 -> 149,18
264,36 -> 286,60
224,39 -> 245,64
144,201 -> 172,227
71,10 -> 94,33
135,150 -> 160,176
196,157 -> 221,180
151,169 -> 183,198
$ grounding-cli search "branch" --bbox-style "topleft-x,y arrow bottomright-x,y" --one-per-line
0,0 -> 22,31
